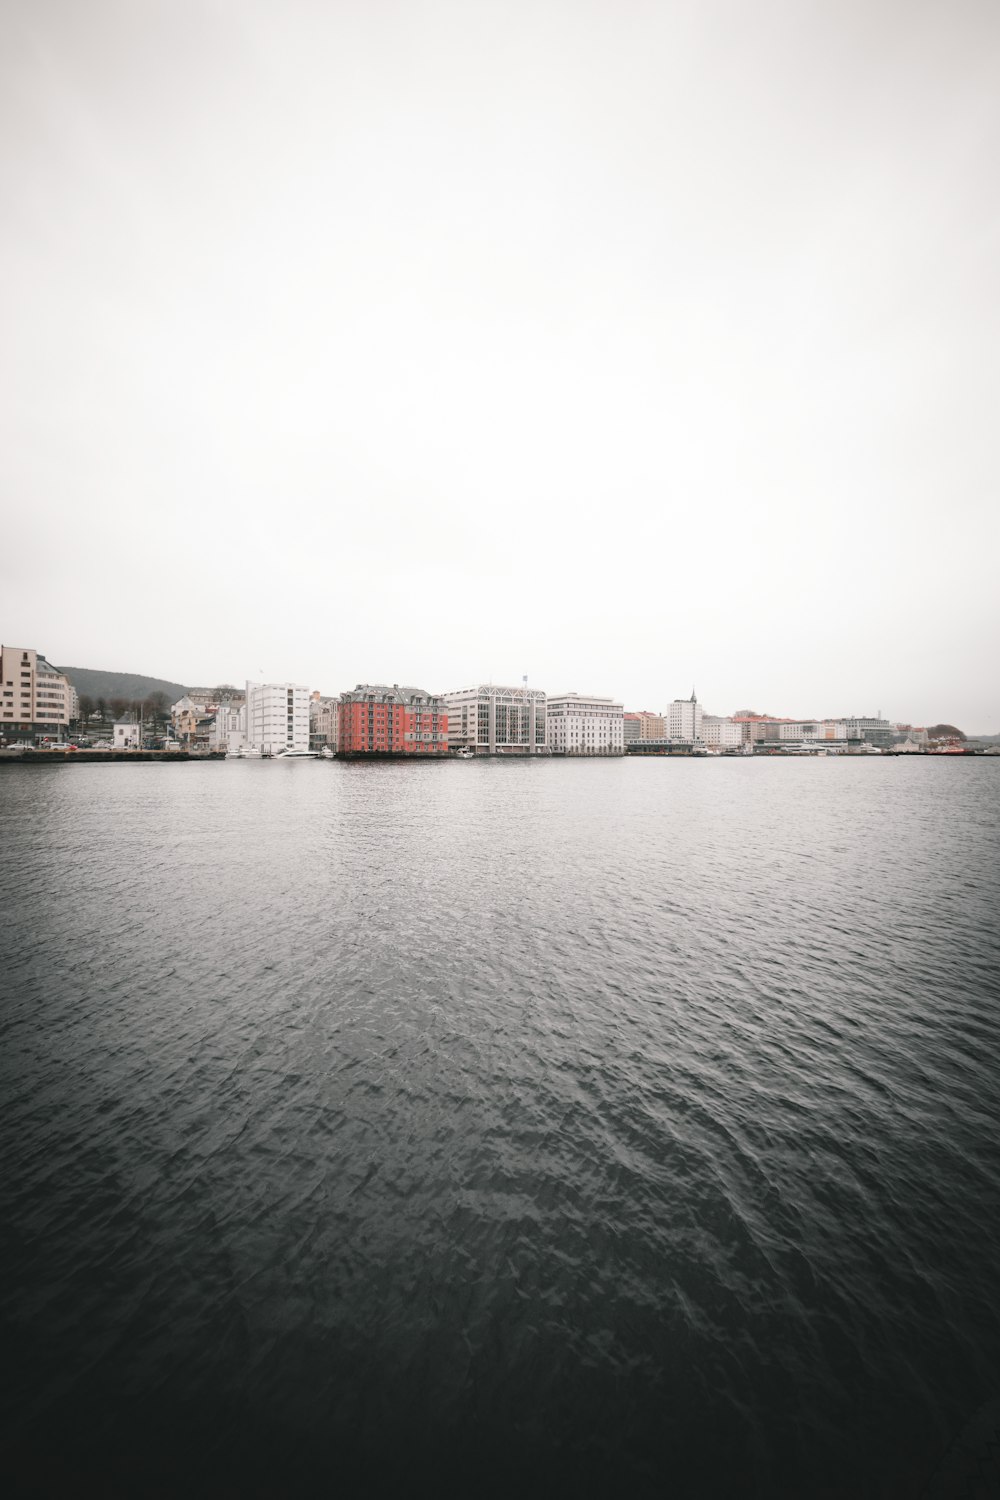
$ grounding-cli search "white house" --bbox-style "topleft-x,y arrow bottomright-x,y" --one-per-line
113,718 -> 140,748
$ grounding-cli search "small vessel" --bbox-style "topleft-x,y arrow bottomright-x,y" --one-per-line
455,747 -> 475,759
273,748 -> 318,759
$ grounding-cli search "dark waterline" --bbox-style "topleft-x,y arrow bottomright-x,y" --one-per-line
2,758 -> 999,1497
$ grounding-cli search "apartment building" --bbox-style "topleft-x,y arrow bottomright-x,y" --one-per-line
624,710 -> 666,741
309,694 -> 339,752
337,684 -> 447,757
547,693 -> 624,755
667,690 -> 703,742
0,645 -> 73,741
209,702 -> 247,754
246,681 -> 311,754
701,715 -> 744,748
443,684 -> 548,755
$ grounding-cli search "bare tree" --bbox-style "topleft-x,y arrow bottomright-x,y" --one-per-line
77,693 -> 95,726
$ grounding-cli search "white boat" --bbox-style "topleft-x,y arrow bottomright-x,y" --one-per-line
455,747 -> 475,759
273,748 -> 318,759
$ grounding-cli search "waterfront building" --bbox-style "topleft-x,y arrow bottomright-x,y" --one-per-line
745,719 -> 852,752
547,693 -> 624,755
337,684 -> 447,757
443,684 -> 548,755
625,710 -> 666,741
667,690 -> 703,742
246,680 -> 311,755
113,718 -> 140,749
309,694 -> 339,753
893,724 -> 929,746
701,715 -> 744,749
0,645 -> 73,742
209,703 -> 247,754
842,715 -> 894,749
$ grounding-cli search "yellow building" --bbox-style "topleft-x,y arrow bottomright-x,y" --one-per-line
0,645 -> 73,742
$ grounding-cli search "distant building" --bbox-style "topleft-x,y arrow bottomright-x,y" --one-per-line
184,687 -> 244,710
209,702 -> 247,754
701,715 -> 744,749
443,684 -> 548,755
624,710 -> 666,741
667,689 -> 703,742
842,715 -> 894,748
337,684 -> 447,757
547,693 -> 624,755
309,695 -> 339,752
0,646 -> 73,741
750,720 -> 850,751
113,718 -> 140,749
246,681 -> 311,755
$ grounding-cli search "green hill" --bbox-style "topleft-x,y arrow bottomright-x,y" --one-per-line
57,666 -> 189,704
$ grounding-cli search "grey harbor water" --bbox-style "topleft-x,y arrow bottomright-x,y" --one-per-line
2,755 -> 999,1498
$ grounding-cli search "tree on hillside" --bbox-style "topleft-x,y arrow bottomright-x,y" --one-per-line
927,723 -> 965,741
77,693 -> 95,727
733,708 -> 762,718
96,696 -> 108,725
144,692 -> 169,729
109,696 -> 129,721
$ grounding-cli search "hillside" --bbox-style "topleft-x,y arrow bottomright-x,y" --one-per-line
57,666 -> 188,704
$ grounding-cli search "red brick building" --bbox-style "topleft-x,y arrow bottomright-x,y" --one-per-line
337,684 -> 448,758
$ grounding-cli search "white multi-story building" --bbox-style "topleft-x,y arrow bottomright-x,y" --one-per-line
667,690 -> 703,742
245,680 -> 310,754
777,720 -> 848,743
443,684 -> 548,755
209,703 -> 247,754
547,693 -> 624,755
701,715 -> 744,749
843,715 -> 894,748
0,645 -> 73,741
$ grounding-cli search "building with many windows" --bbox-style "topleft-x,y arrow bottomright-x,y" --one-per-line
842,715 -> 894,748
701,715 -> 744,749
667,689 -> 703,742
443,684 -> 548,755
209,702 -> 247,754
0,645 -> 74,742
547,693 -> 624,755
337,684 -> 447,757
309,694 -> 339,753
246,680 -> 311,754
624,710 -> 666,742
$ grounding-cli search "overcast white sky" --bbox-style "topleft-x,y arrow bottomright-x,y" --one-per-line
2,0 -> 998,727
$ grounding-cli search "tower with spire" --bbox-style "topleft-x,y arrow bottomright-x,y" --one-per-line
667,685 -> 703,742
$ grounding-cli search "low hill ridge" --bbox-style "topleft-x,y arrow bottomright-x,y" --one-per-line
57,666 -> 189,704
